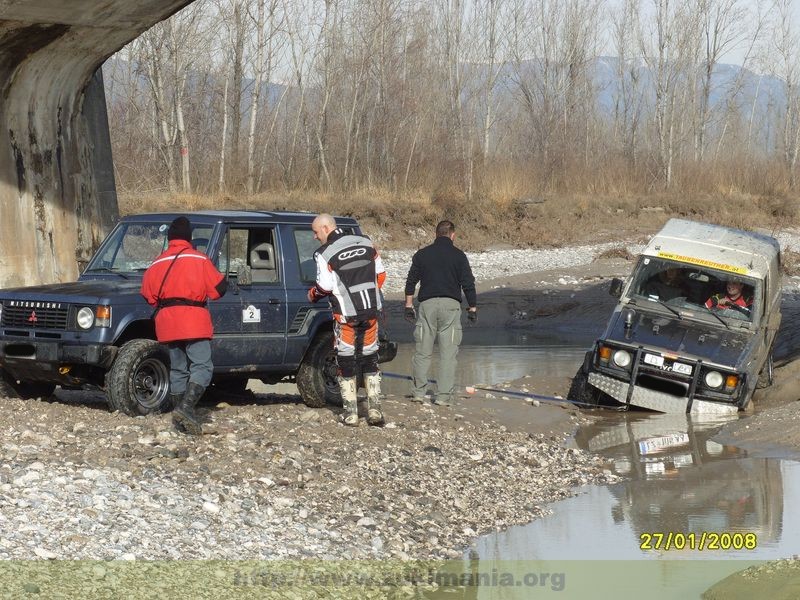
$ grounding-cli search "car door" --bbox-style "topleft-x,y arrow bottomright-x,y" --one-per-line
282,224 -> 362,366
210,224 -> 287,367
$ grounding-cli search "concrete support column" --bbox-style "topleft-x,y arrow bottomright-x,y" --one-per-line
0,2 -> 193,286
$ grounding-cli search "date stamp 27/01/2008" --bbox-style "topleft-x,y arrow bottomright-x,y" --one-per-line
639,531 -> 757,551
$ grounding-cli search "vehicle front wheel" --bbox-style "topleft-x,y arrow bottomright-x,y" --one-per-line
0,368 -> 56,400
106,339 -> 172,416
296,330 -> 342,407
756,353 -> 774,389
567,368 -> 600,407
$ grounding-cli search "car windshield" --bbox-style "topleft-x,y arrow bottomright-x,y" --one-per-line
85,221 -> 215,274
628,257 -> 761,325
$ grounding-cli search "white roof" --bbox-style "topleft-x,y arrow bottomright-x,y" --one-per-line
642,219 -> 780,279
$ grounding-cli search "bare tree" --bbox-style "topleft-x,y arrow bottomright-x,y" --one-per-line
770,0 -> 800,188
611,0 -> 645,168
311,0 -> 340,189
474,0 -> 507,163
136,27 -> 179,193
693,0 -> 748,161
438,0 -> 475,199
245,0 -> 267,194
638,0 -> 701,187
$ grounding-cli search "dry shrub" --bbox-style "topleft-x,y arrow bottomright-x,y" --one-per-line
118,186 -> 800,252
596,246 -> 635,261
758,194 -> 797,220
477,163 -> 530,210
431,184 -> 467,213
120,193 -> 244,214
782,249 -> 800,276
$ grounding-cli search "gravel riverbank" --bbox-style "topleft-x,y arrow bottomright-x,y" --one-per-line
0,391 -> 615,561
0,241 -> 633,564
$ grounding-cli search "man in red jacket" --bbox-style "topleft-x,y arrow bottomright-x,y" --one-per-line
141,216 -> 228,434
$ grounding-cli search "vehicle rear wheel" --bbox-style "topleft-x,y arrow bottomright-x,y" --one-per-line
106,339 -> 172,416
297,330 -> 342,407
567,368 -> 600,407
756,353 -> 774,389
0,368 -> 56,400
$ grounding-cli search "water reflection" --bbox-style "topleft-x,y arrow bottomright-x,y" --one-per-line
473,414 -> 797,562
575,413 -> 745,478
574,413 -> 784,550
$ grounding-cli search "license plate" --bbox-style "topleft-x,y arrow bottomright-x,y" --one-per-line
644,353 -> 663,367
644,353 -> 692,375
672,362 -> 693,375
638,432 -> 691,455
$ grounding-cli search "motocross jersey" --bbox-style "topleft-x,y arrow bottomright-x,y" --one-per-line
312,229 -> 386,322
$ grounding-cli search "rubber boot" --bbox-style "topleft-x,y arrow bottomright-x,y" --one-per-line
365,372 -> 385,426
168,393 -> 183,412
338,376 -> 359,426
173,381 -> 204,435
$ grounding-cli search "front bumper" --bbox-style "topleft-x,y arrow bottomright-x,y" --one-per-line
588,372 -> 738,415
0,340 -> 116,384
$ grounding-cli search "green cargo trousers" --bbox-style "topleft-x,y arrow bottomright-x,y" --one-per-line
411,297 -> 463,403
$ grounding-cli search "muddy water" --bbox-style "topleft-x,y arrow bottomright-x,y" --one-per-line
404,342 -> 800,597
380,336 -> 585,397
466,409 -> 800,598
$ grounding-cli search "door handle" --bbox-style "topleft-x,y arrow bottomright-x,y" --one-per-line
267,298 -> 281,305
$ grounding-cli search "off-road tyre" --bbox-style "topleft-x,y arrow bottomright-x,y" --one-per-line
0,368 -> 56,400
297,330 -> 342,407
106,339 -> 172,416
756,352 -> 774,389
567,368 -> 600,408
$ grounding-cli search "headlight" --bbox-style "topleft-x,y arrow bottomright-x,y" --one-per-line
704,370 -> 724,389
77,307 -> 94,329
613,349 -> 632,368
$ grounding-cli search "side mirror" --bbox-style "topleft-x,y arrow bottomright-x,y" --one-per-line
236,265 -> 252,286
609,278 -> 624,298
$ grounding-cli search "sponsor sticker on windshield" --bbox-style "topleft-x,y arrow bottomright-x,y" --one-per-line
656,251 -> 748,274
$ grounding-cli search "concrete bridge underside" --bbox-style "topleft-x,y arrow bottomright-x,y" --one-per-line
0,1 -> 193,286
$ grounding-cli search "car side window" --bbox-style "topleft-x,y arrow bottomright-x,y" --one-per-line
294,228 -> 319,283
219,226 -> 280,284
294,226 -> 356,283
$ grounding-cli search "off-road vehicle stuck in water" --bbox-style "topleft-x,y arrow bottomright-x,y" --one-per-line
570,219 -> 781,414
0,211 -> 396,416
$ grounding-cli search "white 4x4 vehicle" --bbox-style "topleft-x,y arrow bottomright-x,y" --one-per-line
570,219 -> 781,414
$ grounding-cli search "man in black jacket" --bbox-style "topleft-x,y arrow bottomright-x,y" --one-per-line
404,220 -> 477,406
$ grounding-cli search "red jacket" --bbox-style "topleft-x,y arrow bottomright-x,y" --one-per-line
140,240 -> 226,342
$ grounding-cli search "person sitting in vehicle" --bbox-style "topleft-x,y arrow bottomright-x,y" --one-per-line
705,280 -> 753,316
643,267 -> 689,301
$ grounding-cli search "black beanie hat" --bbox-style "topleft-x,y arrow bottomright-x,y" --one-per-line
167,216 -> 192,242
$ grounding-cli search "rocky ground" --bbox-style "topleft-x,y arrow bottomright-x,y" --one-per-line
0,385 -> 614,563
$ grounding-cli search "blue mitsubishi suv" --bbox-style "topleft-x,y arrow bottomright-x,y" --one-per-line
0,211 -> 396,416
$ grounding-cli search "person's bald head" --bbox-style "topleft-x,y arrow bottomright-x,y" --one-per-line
312,213 -> 337,244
